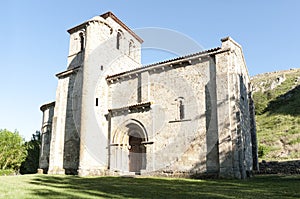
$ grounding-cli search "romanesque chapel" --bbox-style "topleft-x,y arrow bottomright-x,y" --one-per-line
39,12 -> 258,179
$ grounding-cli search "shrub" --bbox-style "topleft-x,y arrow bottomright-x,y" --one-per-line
258,145 -> 270,159
0,169 -> 15,176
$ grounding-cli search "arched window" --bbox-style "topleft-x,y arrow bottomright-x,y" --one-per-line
79,32 -> 85,51
128,40 -> 135,58
116,31 -> 122,50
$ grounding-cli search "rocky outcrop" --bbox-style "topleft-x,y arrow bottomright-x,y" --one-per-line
251,68 -> 300,93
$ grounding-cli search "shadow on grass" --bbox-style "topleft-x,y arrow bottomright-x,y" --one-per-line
28,175 -> 300,199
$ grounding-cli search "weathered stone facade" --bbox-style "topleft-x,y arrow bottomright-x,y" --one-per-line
39,12 -> 258,178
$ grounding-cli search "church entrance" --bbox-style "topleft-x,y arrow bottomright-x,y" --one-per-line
129,135 -> 146,174
110,119 -> 148,174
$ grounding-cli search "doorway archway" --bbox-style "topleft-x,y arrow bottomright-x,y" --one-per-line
128,130 -> 146,173
111,119 -> 148,174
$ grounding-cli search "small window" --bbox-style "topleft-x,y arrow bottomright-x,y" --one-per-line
129,42 -> 132,55
95,98 -> 98,106
129,40 -> 135,56
79,32 -> 85,51
175,97 -> 185,120
116,31 -> 122,50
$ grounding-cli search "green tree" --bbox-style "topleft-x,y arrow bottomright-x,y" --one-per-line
20,131 -> 41,174
0,129 -> 27,171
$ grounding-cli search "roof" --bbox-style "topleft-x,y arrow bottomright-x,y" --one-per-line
56,66 -> 81,78
108,102 -> 152,113
67,11 -> 143,43
106,47 -> 224,80
101,12 -> 143,43
142,47 -> 221,68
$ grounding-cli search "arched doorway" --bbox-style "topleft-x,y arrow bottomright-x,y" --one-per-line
111,119 -> 148,174
128,131 -> 146,174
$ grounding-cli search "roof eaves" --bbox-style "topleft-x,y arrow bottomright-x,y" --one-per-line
101,11 -> 143,43
108,101 -> 152,113
56,66 -> 81,78
40,101 -> 55,111
106,47 -> 223,80
67,12 -> 143,44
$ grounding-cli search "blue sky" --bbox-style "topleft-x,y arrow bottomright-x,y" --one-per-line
1,0 -> 300,140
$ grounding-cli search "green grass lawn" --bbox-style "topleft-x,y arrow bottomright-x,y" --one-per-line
0,174 -> 299,199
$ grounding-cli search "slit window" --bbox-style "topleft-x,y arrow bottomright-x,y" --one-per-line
129,42 -> 132,55
79,32 -> 84,51
175,97 -> 185,120
116,32 -> 122,50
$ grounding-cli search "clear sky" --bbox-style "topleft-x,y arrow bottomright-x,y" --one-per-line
1,0 -> 300,140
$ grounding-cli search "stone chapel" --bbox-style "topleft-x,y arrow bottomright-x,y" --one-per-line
39,11 -> 258,179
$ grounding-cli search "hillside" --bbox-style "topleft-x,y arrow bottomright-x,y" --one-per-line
251,68 -> 300,161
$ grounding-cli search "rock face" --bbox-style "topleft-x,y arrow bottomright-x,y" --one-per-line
39,12 -> 257,179
251,68 -> 300,93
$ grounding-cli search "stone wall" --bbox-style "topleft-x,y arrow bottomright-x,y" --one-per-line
107,38 -> 257,178
108,57 -> 212,175
257,160 -> 300,174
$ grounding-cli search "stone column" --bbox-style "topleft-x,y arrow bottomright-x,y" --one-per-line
230,73 -> 244,179
215,50 -> 234,178
39,102 -> 55,174
249,90 -> 259,171
205,57 -> 220,175
48,77 -> 70,174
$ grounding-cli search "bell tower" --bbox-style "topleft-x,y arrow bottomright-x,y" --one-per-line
47,11 -> 143,175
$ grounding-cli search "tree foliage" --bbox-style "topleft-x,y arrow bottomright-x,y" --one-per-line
0,129 -> 27,171
20,131 -> 41,174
